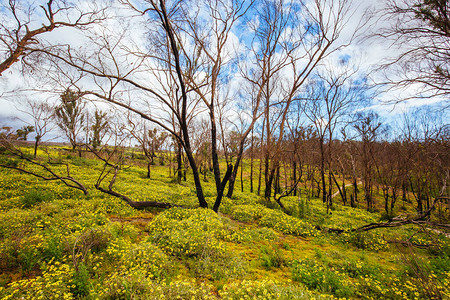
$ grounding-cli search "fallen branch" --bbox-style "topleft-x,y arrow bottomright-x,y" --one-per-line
95,162 -> 183,209
0,143 -> 88,195
319,197 -> 449,235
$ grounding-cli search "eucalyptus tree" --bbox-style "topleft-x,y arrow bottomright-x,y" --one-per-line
54,89 -> 86,155
15,125 -> 34,141
90,110 -> 109,150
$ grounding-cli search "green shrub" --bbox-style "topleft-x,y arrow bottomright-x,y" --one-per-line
17,245 -> 41,273
338,259 -> 380,278
291,260 -> 354,298
42,228 -> 64,261
230,204 -> 266,222
71,157 -> 96,166
21,188 -> 54,208
259,209 -> 317,237
229,204 -> 318,237
106,239 -> 171,280
260,244 -> 285,269
72,262 -> 89,297
343,231 -> 388,251
1,262 -> 74,299
146,208 -> 228,257
240,227 -> 279,243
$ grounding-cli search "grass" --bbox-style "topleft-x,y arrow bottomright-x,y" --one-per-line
0,146 -> 448,299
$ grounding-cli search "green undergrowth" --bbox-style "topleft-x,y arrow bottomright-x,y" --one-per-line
0,149 -> 449,299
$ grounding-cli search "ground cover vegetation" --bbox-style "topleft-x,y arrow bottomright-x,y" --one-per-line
0,143 -> 448,299
0,0 -> 449,299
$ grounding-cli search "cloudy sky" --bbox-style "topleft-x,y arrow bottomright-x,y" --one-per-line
0,0 -> 448,139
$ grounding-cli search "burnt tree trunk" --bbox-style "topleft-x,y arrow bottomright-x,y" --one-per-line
293,161 -> 297,196
34,135 -> 41,158
250,131 -> 254,193
176,139 -> 182,183
213,164 -> 233,212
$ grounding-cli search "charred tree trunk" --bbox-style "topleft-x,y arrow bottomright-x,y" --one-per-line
176,139 -> 182,183
277,166 -> 281,194
383,187 -> 389,215
240,160 -> 244,192
227,156 -> 241,198
341,170 -> 347,206
210,115 -> 222,194
320,162 -> 326,203
250,131 -> 254,193
331,171 -> 345,205
265,167 -> 276,198
391,189 -> 397,213
160,1 -> 207,208
293,161 -> 297,196
213,164 -> 233,212
34,135 -> 41,158
402,181 -> 407,207
147,161 -> 151,179
257,153 -> 262,196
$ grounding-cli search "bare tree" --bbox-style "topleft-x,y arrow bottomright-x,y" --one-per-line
353,112 -> 384,211
377,0 -> 450,102
126,116 -> 167,179
0,0 -> 106,75
302,68 -> 365,213
175,0 -> 254,211
18,100 -> 55,157
244,0 -> 364,207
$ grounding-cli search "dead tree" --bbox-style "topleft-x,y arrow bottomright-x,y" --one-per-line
0,0 -> 106,75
